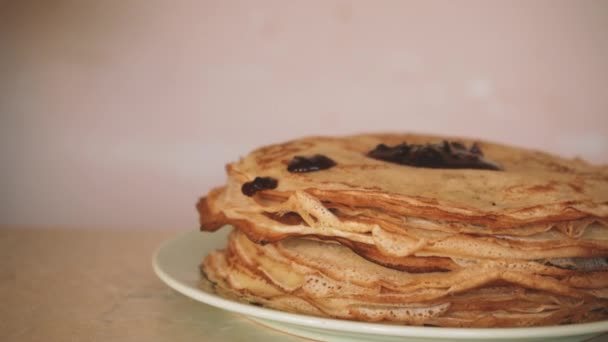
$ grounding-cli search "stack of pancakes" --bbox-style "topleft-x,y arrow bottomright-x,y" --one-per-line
198,134 -> 608,327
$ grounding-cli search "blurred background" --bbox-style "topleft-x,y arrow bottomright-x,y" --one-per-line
1,0 -> 607,230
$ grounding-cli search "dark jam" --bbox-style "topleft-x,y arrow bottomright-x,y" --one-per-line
367,141 -> 503,171
287,154 -> 336,173
241,177 -> 278,196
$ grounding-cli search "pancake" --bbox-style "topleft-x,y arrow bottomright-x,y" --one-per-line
196,133 -> 608,326
200,229 -> 608,327
205,134 -> 608,222
199,188 -> 608,261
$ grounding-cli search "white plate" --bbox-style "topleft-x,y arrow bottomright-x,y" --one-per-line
152,229 -> 608,342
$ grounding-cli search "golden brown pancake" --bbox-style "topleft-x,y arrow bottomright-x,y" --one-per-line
201,230 -> 608,327
196,133 -> 608,326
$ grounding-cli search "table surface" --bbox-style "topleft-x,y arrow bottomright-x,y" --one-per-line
2,228 -> 607,342
0,228 -> 304,342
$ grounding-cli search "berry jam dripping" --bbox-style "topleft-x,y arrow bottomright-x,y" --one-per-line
241,176 -> 278,196
287,154 -> 336,173
367,141 -> 503,171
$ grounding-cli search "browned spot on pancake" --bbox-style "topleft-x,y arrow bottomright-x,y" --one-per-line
531,155 -> 576,174
257,190 -> 290,202
263,212 -> 304,226
442,173 -> 467,180
504,181 -> 559,195
316,179 -> 384,191
527,183 -> 557,193
569,183 -> 584,193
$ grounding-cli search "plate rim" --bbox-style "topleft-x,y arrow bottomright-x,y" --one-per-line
152,229 -> 608,340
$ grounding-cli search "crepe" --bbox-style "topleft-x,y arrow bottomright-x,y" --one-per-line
197,133 -> 608,326
201,229 -> 608,327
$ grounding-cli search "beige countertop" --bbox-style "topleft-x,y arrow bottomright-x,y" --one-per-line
3,228 -> 607,342
0,228 -> 303,342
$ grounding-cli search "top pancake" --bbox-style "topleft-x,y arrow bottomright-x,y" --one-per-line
198,133 -> 608,326
226,133 -> 608,226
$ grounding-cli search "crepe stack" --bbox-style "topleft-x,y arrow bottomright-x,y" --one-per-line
197,133 -> 608,327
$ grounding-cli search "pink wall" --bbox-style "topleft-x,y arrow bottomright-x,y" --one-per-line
2,0 -> 607,229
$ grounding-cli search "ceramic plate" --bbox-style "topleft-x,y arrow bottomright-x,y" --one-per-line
152,229 -> 608,342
